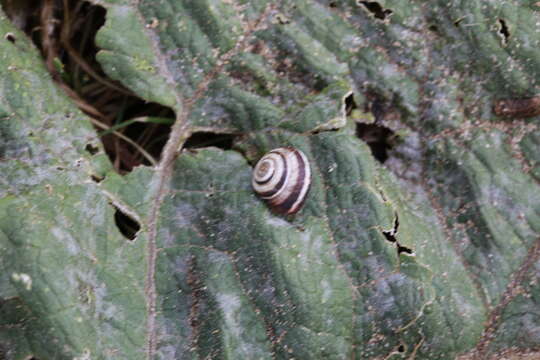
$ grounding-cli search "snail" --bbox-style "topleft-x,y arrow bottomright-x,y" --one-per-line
252,147 -> 311,215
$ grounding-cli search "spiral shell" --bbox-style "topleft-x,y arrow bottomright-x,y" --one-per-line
252,147 -> 311,215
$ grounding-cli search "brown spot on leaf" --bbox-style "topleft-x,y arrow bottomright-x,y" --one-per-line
493,96 -> 540,118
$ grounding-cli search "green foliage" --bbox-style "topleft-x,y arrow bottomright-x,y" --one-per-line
1,1 -> 539,359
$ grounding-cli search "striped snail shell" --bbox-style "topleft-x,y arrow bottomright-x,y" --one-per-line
252,147 -> 311,215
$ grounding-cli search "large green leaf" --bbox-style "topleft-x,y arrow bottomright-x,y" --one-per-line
1,1 -> 539,359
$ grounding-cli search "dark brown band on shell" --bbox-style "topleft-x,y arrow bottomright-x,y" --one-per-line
252,147 -> 311,215
270,150 -> 307,214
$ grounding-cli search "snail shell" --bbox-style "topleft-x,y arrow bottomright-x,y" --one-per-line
252,147 -> 311,215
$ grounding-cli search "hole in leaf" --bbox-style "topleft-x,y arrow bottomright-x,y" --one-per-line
113,206 -> 140,241
275,13 -> 291,25
382,215 -> 414,255
4,32 -> 16,43
344,92 -> 357,116
356,123 -> 395,163
382,230 -> 395,242
398,245 -> 413,254
358,1 -> 393,20
2,0 -> 175,173
382,215 -> 399,243
90,174 -> 104,183
184,132 -> 236,150
498,18 -> 510,45
85,143 -> 99,155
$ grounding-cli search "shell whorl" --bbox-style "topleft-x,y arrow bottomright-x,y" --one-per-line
252,147 -> 311,215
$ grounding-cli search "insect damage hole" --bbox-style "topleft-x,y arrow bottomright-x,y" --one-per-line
85,143 -> 99,155
274,13 -> 291,25
356,123 -> 396,163
497,18 -> 510,46
90,174 -> 104,183
184,132 -> 236,150
357,1 -> 393,21
344,92 -> 357,116
112,205 -> 141,240
397,244 -> 413,255
382,214 -> 413,255
4,32 -> 16,43
382,215 -> 399,243
349,93 -> 398,163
